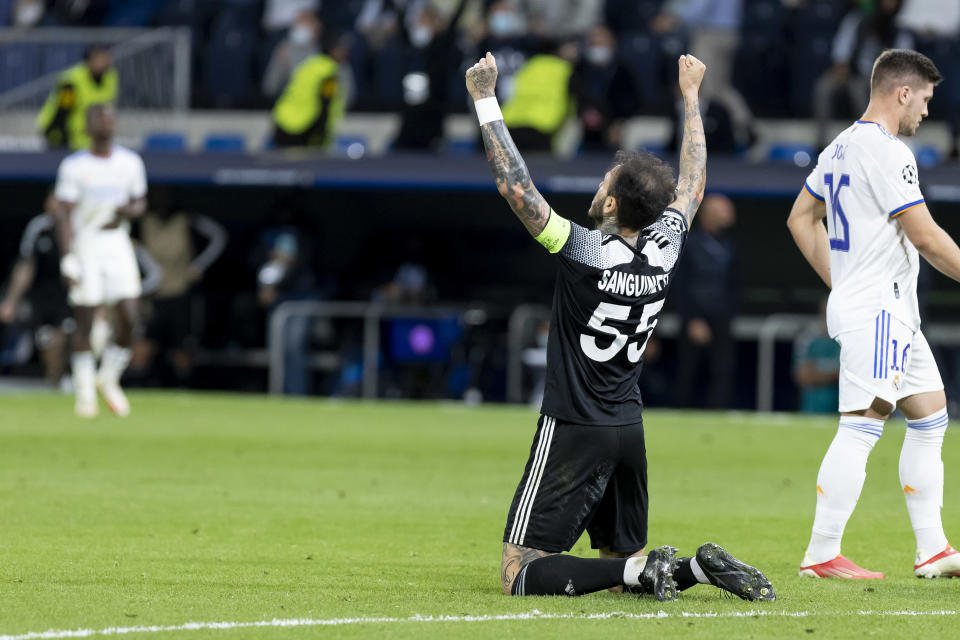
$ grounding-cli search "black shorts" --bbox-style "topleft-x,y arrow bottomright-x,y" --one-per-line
147,294 -> 193,349
502,415 -> 648,554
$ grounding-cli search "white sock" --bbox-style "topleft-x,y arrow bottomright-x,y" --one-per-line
902,408 -> 949,563
622,556 -> 647,586
98,345 -> 131,386
804,417 -> 883,565
689,557 -> 711,584
72,351 -> 96,403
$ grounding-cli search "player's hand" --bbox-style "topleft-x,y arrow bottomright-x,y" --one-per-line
60,253 -> 82,286
678,54 -> 706,98
0,299 -> 15,324
466,51 -> 498,101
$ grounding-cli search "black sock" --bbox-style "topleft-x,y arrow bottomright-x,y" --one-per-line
511,555 -> 627,596
673,557 -> 699,591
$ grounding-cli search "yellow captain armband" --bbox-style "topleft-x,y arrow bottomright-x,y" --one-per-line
535,210 -> 571,254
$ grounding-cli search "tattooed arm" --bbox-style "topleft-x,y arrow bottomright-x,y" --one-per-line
669,55 -> 708,226
466,52 -> 552,237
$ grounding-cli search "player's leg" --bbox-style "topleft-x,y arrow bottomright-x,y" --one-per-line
896,331 -> 957,577
800,320 -> 906,578
97,297 -> 141,417
71,305 -> 98,418
96,234 -> 143,416
500,417 -> 674,598
583,421 -> 679,601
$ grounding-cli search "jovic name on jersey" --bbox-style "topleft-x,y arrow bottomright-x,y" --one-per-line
804,119 -> 925,338
539,208 -> 687,426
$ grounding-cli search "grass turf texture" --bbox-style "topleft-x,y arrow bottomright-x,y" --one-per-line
1,393 -> 959,639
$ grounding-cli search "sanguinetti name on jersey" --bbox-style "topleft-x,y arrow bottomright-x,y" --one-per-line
597,269 -> 669,297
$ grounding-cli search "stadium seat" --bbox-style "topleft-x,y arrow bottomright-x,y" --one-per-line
336,135 -> 367,158
767,143 -> 816,166
42,44 -> 86,75
0,0 -> 13,27
0,43 -> 41,92
446,139 -> 477,155
203,133 -> 246,153
143,132 -> 188,152
915,145 -> 941,168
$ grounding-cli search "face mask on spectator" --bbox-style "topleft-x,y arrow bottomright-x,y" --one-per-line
290,25 -> 313,45
410,25 -> 433,48
585,46 -> 613,66
489,12 -> 522,38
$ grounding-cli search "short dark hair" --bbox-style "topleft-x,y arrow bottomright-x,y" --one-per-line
871,49 -> 942,95
83,43 -> 109,61
608,150 -> 676,230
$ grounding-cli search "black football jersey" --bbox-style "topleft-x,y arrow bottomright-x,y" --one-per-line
540,208 -> 688,425
19,214 -> 66,300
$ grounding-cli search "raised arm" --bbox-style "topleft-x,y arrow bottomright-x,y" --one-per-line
466,52 -> 551,237
787,189 -> 831,288
669,55 -> 707,226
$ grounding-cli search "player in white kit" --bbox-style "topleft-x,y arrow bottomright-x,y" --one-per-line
52,103 -> 147,418
788,50 -> 960,579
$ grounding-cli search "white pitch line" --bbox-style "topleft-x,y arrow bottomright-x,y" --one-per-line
3,609 -> 960,640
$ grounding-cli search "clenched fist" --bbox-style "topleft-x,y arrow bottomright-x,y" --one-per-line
466,51 -> 498,101
678,54 -> 706,98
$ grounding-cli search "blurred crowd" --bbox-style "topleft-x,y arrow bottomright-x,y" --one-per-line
14,0 -> 960,155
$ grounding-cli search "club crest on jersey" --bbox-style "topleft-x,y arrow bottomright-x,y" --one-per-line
901,164 -> 918,185
597,269 -> 668,297
892,373 -> 903,392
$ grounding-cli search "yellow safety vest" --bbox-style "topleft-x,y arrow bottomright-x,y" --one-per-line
502,55 -> 574,136
272,55 -> 345,146
36,63 -> 118,149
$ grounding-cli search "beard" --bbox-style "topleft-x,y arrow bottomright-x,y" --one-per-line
899,116 -> 919,137
587,198 -> 604,227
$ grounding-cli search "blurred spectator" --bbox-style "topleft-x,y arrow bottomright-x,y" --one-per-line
570,25 -> 641,152
272,31 -> 350,148
654,0 -> 755,148
475,1 -> 538,103
351,0 -> 419,108
792,298 -> 840,414
897,0 -> 960,158
520,0 -> 602,39
133,188 -> 227,387
13,0 -> 45,26
257,222 -> 318,395
373,262 -> 436,304
501,40 -> 576,152
263,9 -> 324,99
393,0 -> 471,150
36,44 -> 117,150
0,202 -> 71,386
813,0 -> 912,149
673,194 -> 738,409
263,0 -> 319,33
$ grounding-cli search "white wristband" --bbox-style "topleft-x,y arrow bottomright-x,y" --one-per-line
475,97 -> 503,126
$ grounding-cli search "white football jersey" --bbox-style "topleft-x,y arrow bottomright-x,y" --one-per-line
54,145 -> 147,241
805,120 -> 925,336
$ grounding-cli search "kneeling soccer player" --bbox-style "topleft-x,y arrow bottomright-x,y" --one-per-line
465,52 -> 775,601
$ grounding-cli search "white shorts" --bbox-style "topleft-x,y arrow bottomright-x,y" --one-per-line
69,229 -> 142,307
835,310 -> 943,412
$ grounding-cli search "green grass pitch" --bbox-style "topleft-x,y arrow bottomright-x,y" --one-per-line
2,392 -> 960,639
